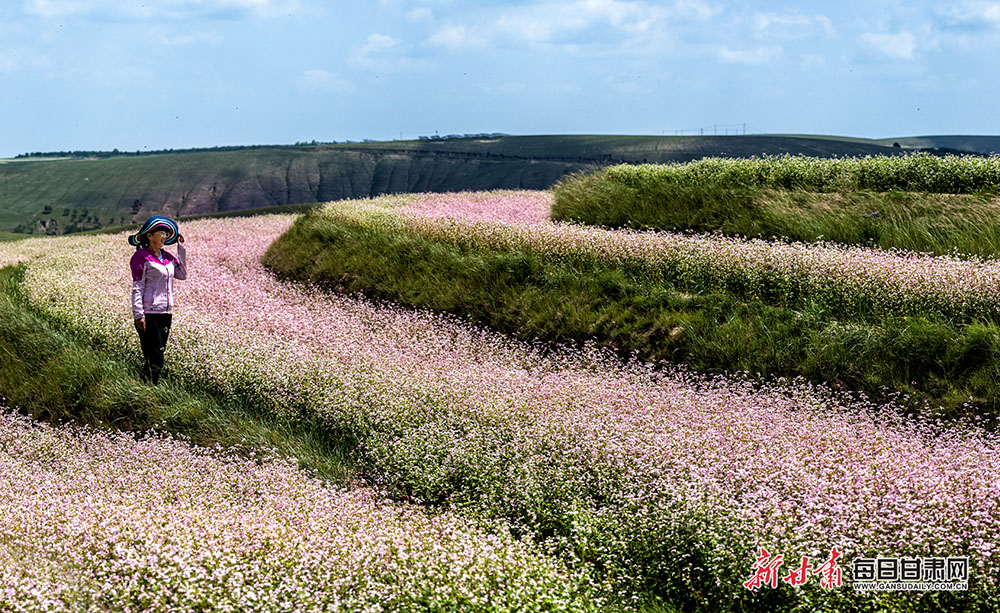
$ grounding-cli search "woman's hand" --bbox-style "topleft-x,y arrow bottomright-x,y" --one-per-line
135,317 -> 146,333
177,233 -> 185,244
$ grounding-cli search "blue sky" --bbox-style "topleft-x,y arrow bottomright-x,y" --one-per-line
1,0 -> 998,157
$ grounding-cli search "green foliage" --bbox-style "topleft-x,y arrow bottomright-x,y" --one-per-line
553,154 -> 1000,257
0,231 -> 33,243
596,153 -> 1000,193
263,214 -> 1000,424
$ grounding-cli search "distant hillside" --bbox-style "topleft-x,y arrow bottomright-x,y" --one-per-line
0,133 -> 982,236
875,135 -> 1000,155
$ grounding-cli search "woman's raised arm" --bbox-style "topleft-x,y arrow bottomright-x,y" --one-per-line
173,236 -> 187,281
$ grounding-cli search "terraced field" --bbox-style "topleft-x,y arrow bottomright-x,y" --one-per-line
1,157 -> 998,611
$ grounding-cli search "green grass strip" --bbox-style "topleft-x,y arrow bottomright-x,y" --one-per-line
0,231 -> 33,243
0,263 -> 356,486
552,163 -> 1000,258
263,213 -> 1000,424
577,153 -> 1000,193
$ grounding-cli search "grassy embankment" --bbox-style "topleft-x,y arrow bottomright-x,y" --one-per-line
262,175 -> 1000,425
0,263 -> 356,485
551,154 -> 1000,257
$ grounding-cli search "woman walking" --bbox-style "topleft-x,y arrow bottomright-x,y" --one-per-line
128,216 -> 187,384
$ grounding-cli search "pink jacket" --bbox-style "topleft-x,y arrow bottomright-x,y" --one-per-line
130,243 -> 187,320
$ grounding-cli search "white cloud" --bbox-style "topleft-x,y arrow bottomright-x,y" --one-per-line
24,0 -> 300,20
297,69 -> 355,94
349,33 -> 430,72
937,2 -> 1000,25
860,31 -> 917,60
928,4 -> 1000,53
494,0 -> 669,43
718,45 -> 783,64
753,12 -> 834,39
349,33 -> 399,68
377,0 -> 450,20
360,33 -> 399,54
156,31 -> 224,46
222,0 -> 300,18
427,24 -> 484,50
406,7 -> 434,21
581,0 -> 661,31
25,0 -> 85,18
672,0 -> 721,21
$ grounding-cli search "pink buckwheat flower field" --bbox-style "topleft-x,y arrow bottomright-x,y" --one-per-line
0,406 -> 595,611
0,190 -> 997,610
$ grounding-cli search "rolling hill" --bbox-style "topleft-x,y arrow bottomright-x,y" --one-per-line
0,133 -> 992,236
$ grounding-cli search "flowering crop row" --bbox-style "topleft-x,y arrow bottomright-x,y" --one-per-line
0,404 -> 596,612
1,209 -> 998,609
316,191 -> 1000,322
593,152 -> 1000,193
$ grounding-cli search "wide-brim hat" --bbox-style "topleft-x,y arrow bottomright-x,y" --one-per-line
128,215 -> 179,247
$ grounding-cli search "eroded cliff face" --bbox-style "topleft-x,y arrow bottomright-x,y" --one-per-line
2,149 -> 591,234
170,151 -> 587,215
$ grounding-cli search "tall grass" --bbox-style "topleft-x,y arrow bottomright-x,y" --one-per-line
552,154 -> 1000,257
262,213 -> 1000,424
596,153 -> 1000,193
0,231 -> 32,243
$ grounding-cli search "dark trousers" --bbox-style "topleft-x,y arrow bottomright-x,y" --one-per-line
136,313 -> 172,384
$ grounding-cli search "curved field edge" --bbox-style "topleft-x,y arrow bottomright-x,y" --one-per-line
551,155 -> 1000,258
3,215 -> 998,611
262,202 -> 1000,423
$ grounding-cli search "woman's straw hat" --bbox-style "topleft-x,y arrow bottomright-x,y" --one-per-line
128,215 -> 179,247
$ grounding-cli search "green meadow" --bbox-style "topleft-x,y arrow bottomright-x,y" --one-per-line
551,154 -> 1000,257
